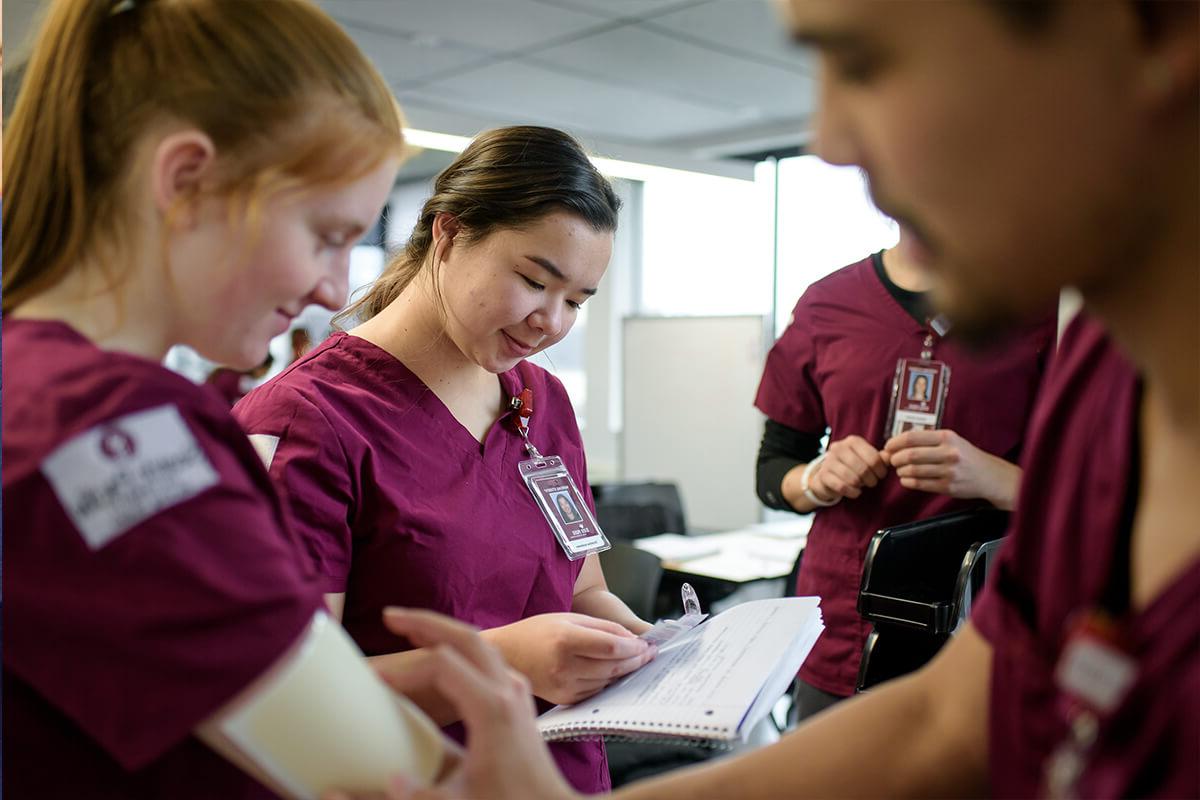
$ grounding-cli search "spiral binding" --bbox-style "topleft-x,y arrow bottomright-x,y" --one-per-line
541,718 -> 735,749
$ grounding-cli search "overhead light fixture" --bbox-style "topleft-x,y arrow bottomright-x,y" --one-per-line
402,128 -> 472,154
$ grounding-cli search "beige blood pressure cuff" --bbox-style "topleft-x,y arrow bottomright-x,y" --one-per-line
213,611 -> 446,799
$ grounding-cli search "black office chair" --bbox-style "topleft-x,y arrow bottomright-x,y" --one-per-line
598,542 -> 664,622
855,508 -> 1009,691
591,481 -> 687,540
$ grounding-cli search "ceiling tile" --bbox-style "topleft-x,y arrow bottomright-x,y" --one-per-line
318,0 -> 609,53
529,0 -> 700,18
647,0 -> 814,71
336,24 -> 490,84
531,26 -> 812,121
399,60 -> 744,142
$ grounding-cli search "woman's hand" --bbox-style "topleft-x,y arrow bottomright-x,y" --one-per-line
483,612 -> 656,705
883,429 -> 1021,510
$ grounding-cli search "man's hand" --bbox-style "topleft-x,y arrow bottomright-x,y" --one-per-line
884,429 -> 1021,510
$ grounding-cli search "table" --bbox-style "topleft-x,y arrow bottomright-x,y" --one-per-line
633,519 -> 811,614
634,519 -> 810,582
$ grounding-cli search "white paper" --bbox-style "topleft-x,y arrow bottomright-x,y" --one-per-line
538,597 -> 823,742
635,530 -> 805,583
634,533 -> 722,563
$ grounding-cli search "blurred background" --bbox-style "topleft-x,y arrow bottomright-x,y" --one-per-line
4,0 -> 899,530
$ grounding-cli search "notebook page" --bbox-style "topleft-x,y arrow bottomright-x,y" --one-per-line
738,616 -> 824,734
538,597 -> 822,739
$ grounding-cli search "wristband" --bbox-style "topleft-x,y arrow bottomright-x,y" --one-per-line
801,453 -> 840,508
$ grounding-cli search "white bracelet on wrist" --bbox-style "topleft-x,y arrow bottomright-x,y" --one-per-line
801,453 -> 840,508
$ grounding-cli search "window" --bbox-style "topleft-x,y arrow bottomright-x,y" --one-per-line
774,155 -> 898,335
639,163 -> 775,317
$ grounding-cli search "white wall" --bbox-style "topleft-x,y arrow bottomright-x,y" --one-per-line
622,315 -> 770,531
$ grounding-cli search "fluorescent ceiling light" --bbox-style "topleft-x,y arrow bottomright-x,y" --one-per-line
402,128 -> 472,154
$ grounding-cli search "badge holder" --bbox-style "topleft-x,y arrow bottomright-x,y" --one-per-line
638,583 -> 707,647
1043,612 -> 1137,800
511,389 -> 610,561
885,357 -> 951,439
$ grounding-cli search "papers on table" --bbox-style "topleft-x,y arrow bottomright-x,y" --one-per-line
632,533 -> 722,563
633,519 -> 810,583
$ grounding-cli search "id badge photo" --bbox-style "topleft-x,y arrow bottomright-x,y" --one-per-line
885,357 -> 951,439
519,455 -> 610,561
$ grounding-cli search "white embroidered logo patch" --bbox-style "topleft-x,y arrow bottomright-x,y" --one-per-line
247,434 -> 281,470
42,404 -> 221,550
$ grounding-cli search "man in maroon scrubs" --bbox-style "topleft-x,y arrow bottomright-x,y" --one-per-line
354,2 -> 1199,798
755,239 -> 1053,716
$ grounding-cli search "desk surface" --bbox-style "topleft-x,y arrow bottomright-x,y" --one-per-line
633,519 -> 810,584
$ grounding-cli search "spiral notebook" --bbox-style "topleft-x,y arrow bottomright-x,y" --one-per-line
537,596 -> 823,746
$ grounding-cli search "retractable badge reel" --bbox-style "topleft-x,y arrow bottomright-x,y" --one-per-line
1043,611 -> 1138,800
510,388 -> 610,561
885,315 -> 952,438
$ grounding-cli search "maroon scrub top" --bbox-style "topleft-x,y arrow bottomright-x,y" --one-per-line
754,256 -> 1054,695
2,319 -> 323,799
234,332 -> 610,794
972,315 -> 1199,799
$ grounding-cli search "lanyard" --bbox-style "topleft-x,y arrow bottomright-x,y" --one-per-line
508,386 -> 610,561
1043,419 -> 1141,800
1044,611 -> 1137,800
921,314 -> 951,360
507,387 -> 543,458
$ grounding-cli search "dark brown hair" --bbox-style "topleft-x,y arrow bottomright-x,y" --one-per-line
340,125 -> 621,325
985,0 -> 1162,37
2,0 -> 405,313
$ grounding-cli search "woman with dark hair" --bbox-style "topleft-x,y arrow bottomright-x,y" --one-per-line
234,126 -> 653,794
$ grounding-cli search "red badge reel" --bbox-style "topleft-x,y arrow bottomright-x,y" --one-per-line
1043,611 -> 1138,800
510,388 -> 610,561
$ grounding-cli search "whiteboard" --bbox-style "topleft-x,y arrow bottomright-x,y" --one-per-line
621,315 -> 770,532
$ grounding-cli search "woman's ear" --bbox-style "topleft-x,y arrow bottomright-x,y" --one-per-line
431,212 -> 461,260
151,130 -> 217,230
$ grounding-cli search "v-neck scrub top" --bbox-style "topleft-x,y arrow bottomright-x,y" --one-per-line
973,315 -> 1199,798
754,255 -> 1055,696
3,319 -> 322,798
233,332 -> 610,794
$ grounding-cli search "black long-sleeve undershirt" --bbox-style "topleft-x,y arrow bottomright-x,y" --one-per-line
756,419 -> 824,512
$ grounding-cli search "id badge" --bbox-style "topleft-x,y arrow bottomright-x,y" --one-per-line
885,357 -> 951,439
1054,614 -> 1136,715
519,455 -> 610,561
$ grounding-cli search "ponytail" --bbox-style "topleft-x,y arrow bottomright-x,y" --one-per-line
2,0 -> 112,311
